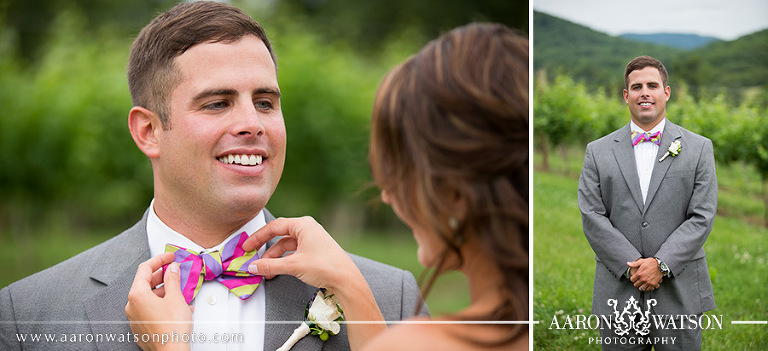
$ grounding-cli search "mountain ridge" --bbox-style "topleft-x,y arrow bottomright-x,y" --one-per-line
619,33 -> 722,50
534,11 -> 768,91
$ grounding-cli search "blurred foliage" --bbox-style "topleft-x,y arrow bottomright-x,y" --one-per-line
535,72 -> 768,165
0,11 -> 149,234
260,0 -> 528,55
0,0 -> 179,63
0,0 -> 528,240
533,73 -> 625,169
2,0 -> 528,63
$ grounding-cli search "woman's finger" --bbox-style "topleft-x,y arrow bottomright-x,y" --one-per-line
131,252 -> 176,293
242,218 -> 292,251
249,256 -> 296,280
261,237 -> 298,260
162,262 -> 186,302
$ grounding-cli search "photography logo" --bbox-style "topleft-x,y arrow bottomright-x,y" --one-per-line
548,296 -> 723,346
608,296 -> 655,336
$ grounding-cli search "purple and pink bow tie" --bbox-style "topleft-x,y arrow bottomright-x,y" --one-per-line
164,232 -> 262,304
631,131 -> 662,146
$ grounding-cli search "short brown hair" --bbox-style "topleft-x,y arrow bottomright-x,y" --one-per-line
370,23 -> 528,339
128,1 -> 276,127
624,55 -> 668,89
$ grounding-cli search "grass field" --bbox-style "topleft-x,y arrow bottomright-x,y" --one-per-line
534,150 -> 768,350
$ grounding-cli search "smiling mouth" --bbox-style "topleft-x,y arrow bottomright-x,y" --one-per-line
639,102 -> 653,107
217,154 -> 263,166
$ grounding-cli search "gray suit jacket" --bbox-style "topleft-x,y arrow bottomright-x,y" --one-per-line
577,120 -> 717,317
0,209 -> 425,350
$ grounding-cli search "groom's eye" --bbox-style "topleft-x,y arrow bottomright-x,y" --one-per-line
204,101 -> 230,111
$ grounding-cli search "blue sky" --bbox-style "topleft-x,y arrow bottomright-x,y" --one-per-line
533,0 -> 768,41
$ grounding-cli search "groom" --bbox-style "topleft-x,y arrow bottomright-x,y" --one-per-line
578,56 -> 717,350
0,2 -> 424,350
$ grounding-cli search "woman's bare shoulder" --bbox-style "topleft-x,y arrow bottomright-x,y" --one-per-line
362,321 -> 444,351
362,318 -> 529,351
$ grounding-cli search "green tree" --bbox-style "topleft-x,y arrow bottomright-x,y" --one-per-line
534,73 -> 604,170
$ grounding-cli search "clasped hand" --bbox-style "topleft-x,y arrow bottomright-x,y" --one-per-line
627,258 -> 663,292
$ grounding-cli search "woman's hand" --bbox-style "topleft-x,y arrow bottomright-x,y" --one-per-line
243,216 -> 358,291
125,252 -> 192,351
243,217 -> 388,350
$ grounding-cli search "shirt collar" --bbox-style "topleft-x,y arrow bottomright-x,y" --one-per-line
630,117 -> 666,135
147,199 -> 267,257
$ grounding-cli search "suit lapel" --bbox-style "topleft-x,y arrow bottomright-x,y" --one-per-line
644,122 -> 683,213
85,212 -> 151,351
263,276 -> 324,351
262,209 -> 324,351
613,124 -> 645,213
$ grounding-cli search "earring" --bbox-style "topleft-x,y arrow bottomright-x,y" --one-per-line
448,217 -> 464,245
448,217 -> 458,230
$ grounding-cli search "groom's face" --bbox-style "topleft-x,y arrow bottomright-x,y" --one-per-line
152,35 -> 286,220
623,66 -> 670,130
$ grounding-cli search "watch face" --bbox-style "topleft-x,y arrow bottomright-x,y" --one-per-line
656,258 -> 669,273
660,261 -> 669,272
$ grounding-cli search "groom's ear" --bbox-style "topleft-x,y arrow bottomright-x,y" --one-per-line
129,106 -> 162,159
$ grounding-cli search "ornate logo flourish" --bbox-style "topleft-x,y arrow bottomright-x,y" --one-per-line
607,296 -> 657,336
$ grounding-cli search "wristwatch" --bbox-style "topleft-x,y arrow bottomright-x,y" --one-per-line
654,257 -> 671,277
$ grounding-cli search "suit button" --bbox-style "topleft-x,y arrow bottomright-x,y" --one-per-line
641,222 -> 649,227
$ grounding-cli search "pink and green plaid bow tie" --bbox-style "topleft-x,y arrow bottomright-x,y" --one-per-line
631,130 -> 662,146
164,232 -> 262,304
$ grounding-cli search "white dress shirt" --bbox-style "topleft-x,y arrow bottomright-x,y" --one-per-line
147,199 -> 267,351
631,118 -> 666,204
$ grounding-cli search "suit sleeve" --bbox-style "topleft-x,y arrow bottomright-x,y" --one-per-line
655,139 -> 717,277
399,270 -> 429,318
578,143 -> 643,279
0,287 -> 22,351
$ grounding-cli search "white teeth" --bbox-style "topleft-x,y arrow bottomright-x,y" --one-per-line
640,102 -> 652,106
218,154 -> 264,166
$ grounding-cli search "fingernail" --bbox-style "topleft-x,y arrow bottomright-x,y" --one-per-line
248,263 -> 258,275
169,262 -> 180,273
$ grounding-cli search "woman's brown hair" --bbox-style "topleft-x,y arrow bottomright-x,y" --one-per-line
369,23 -> 528,341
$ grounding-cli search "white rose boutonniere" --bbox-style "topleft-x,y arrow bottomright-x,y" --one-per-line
277,289 -> 345,351
659,140 -> 682,162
